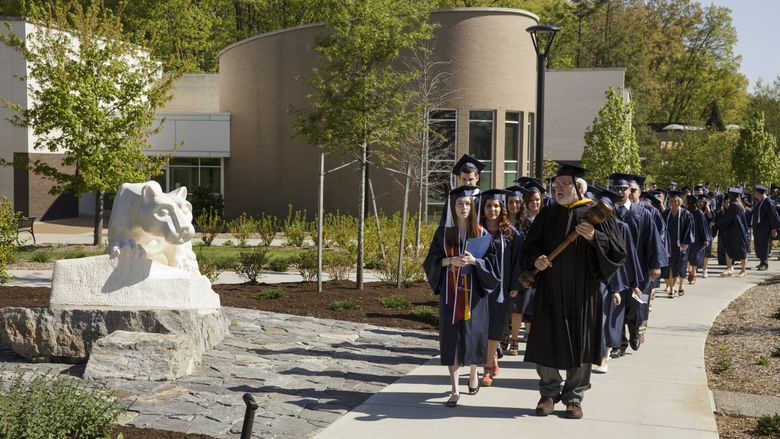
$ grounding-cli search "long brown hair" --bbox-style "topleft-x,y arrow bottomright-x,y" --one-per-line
445,195 -> 480,247
480,198 -> 513,241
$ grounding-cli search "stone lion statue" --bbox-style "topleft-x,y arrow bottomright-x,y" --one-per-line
107,181 -> 199,273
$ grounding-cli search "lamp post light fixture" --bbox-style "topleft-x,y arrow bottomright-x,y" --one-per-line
527,24 -> 560,179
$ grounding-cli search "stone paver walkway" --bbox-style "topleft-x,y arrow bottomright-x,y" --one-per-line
0,307 -> 438,438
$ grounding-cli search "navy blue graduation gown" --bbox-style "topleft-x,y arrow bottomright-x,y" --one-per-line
615,203 -> 665,289
603,220 -> 642,349
688,209 -> 713,268
715,204 -> 749,261
662,208 -> 694,278
520,201 -> 626,369
423,226 -> 499,366
486,226 -> 524,340
750,197 -> 780,262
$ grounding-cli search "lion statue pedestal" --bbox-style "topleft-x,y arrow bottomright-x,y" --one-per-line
0,181 -> 228,381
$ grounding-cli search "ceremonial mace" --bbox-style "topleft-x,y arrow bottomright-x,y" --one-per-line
518,200 -> 613,289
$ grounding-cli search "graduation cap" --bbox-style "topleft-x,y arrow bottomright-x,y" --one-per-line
771,185 -> 780,191
628,174 -> 646,186
555,162 -> 587,179
481,189 -> 512,203
694,184 -> 704,191
517,177 -> 546,194
680,186 -> 691,193
698,194 -> 709,201
505,185 -> 529,198
640,191 -> 662,210
728,187 -> 742,195
755,185 -> 769,193
608,173 -> 632,188
686,195 -> 698,206
451,154 -> 485,175
597,188 -> 623,205
667,190 -> 684,199
670,181 -> 678,186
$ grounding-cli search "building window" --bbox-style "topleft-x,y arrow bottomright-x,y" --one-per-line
505,111 -> 523,187
469,110 -> 494,190
427,109 -> 457,220
526,112 -> 535,176
154,157 -> 223,197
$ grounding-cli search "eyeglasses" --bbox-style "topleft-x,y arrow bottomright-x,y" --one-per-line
614,186 -> 629,192
629,188 -> 638,193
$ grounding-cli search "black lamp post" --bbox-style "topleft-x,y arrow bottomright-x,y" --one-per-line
527,24 -> 560,179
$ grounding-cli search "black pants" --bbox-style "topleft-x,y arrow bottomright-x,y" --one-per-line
536,364 -> 592,404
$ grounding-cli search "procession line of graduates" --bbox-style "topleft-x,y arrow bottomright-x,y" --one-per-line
423,154 -> 780,418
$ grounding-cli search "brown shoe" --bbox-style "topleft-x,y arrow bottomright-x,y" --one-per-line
565,402 -> 583,419
535,395 -> 559,416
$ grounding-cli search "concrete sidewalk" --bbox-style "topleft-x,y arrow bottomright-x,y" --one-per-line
315,262 -> 779,439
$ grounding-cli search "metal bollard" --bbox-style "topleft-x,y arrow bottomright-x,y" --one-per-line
240,393 -> 259,439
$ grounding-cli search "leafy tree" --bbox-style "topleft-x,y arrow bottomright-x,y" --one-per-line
702,100 -> 725,131
581,87 -> 640,183
656,129 -> 736,188
732,112 -> 779,188
751,76 -> 780,150
294,0 -> 436,289
0,0 -> 181,245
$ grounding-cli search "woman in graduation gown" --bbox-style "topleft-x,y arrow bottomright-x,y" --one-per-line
479,189 -> 524,386
686,195 -> 712,285
662,192 -> 694,298
423,185 -> 500,407
715,189 -> 750,277
505,185 -> 526,229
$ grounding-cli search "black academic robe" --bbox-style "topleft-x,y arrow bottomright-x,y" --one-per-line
423,226 -> 499,366
662,208 -> 694,278
615,202 -> 665,289
688,209 -> 713,268
715,204 -> 749,261
520,201 -> 626,369
750,197 -> 780,262
486,226 -> 524,340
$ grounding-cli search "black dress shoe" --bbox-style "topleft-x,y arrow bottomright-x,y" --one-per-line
629,338 -> 640,351
610,347 -> 626,358
758,265 -> 768,271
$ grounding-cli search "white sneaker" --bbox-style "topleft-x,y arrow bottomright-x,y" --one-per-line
703,269 -> 708,278
592,364 -> 608,374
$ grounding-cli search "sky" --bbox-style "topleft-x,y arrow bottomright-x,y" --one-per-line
705,0 -> 780,92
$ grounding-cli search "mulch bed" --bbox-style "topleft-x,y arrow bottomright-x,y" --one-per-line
705,276 -> 780,438
0,281 -> 439,439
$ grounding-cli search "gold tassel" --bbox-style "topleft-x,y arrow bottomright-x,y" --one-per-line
464,275 -> 471,321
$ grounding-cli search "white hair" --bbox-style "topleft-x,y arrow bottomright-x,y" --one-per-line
575,177 -> 588,196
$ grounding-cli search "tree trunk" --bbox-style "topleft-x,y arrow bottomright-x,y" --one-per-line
397,162 -> 411,288
93,189 -> 103,246
356,141 -> 367,290
368,178 -> 386,260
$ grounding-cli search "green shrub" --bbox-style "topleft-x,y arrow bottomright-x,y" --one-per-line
325,211 -> 356,249
256,213 -> 279,247
325,251 -> 355,281
0,197 -> 19,284
0,369 -> 125,439
31,251 -> 52,263
228,213 -> 255,247
223,239 -> 234,247
63,246 -> 88,259
410,306 -> 438,325
191,186 -> 224,220
755,413 -> 780,437
214,255 -> 238,270
756,356 -> 771,366
236,247 -> 269,284
328,299 -> 361,311
377,252 -> 425,286
295,250 -> 318,282
284,205 -> 308,247
196,207 -> 223,246
716,344 -> 732,373
196,251 -> 221,284
252,287 -> 285,300
379,294 -> 409,310
268,256 -> 293,272
772,346 -> 780,358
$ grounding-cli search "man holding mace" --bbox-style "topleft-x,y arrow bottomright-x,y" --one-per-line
517,163 -> 626,419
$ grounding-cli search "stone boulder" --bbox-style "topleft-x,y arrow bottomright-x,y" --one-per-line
0,307 -> 228,364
